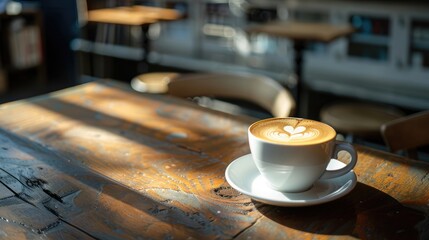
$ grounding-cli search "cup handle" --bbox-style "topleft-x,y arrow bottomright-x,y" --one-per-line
320,140 -> 357,179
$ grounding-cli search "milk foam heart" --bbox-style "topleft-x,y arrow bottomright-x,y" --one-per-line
284,126 -> 305,134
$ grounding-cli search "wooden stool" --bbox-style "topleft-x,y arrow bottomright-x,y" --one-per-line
131,72 -> 180,93
320,102 -> 405,142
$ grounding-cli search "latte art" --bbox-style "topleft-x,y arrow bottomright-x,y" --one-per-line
250,118 -> 336,145
267,125 -> 320,142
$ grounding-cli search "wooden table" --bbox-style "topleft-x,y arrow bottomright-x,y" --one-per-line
0,80 -> 427,239
247,21 -> 355,117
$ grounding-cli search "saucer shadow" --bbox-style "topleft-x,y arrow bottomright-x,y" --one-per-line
256,183 -> 427,239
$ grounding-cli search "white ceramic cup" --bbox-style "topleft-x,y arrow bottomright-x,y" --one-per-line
248,117 -> 357,193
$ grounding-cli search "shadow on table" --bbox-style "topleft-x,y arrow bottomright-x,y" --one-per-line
257,182 -> 427,240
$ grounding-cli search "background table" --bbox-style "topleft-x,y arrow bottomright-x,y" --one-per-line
247,21 -> 355,117
0,80 -> 427,239
85,5 -> 182,74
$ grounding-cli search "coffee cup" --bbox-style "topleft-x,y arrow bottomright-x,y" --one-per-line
248,117 -> 357,192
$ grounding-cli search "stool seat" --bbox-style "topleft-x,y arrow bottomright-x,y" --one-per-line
320,102 -> 405,139
131,72 -> 180,93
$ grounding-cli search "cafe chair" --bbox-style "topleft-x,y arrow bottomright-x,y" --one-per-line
320,102 -> 405,142
381,110 -> 429,160
131,72 -> 296,118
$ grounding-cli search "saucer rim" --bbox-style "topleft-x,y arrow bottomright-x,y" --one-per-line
225,154 -> 357,207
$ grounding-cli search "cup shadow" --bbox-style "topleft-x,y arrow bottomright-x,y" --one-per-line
256,182 -> 427,239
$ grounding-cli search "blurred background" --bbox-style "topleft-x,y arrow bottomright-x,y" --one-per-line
0,0 -> 428,147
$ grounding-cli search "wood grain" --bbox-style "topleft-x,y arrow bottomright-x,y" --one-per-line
0,80 -> 427,239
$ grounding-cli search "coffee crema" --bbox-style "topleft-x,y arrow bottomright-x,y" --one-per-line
249,118 -> 336,145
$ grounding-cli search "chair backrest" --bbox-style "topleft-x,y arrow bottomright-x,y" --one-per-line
167,72 -> 296,118
380,110 -> 429,160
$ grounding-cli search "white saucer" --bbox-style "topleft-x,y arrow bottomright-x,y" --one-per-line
225,154 -> 357,207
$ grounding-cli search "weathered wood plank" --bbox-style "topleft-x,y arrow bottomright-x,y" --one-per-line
354,146 -> 429,208
0,196 -> 93,239
0,221 -> 94,239
238,183 -> 426,239
237,146 -> 429,239
0,130 -> 260,239
0,80 -> 260,238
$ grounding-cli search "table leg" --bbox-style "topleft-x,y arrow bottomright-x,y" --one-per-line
140,24 -> 150,73
293,40 -> 305,117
